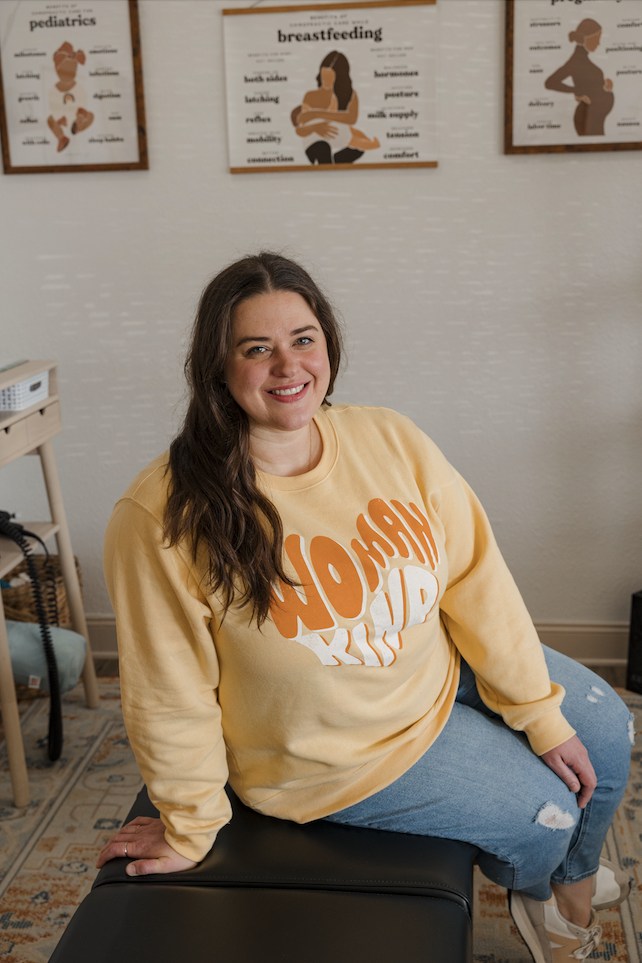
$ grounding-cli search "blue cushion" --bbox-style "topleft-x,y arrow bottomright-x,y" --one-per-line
6,620 -> 86,693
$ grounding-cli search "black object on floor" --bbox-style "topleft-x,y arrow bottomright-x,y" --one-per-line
627,590 -> 642,694
51,785 -> 477,963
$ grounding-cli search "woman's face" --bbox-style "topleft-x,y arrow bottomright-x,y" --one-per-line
584,31 -> 601,52
224,291 -> 331,437
320,66 -> 336,90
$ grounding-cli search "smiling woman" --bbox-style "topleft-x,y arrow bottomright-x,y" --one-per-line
160,253 -> 344,626
100,251 -> 632,963
224,291 -> 331,475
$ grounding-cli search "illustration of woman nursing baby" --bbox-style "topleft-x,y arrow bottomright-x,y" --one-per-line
292,51 -> 380,165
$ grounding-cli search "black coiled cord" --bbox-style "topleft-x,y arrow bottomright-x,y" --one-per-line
0,512 -> 63,760
20,527 -> 60,629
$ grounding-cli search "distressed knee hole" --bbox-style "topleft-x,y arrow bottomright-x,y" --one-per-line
535,802 -> 575,830
586,685 -> 606,704
629,714 -> 636,746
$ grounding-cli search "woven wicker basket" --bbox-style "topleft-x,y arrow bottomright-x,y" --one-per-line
1,555 -> 82,625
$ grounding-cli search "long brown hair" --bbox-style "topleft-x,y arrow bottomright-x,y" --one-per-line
164,252 -> 344,626
316,51 -> 353,110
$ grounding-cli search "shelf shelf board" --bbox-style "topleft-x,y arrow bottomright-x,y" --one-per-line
0,394 -> 60,431
0,522 -> 61,580
0,360 -> 57,394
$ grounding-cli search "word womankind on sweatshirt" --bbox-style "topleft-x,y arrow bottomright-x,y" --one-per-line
270,499 -> 441,667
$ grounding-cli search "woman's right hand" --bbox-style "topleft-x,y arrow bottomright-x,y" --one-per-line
540,735 -> 596,809
96,816 -> 199,876
575,94 -> 591,104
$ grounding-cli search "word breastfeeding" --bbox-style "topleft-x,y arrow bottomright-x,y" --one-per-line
278,26 -> 382,43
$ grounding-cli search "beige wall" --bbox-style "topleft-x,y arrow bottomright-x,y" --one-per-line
1,0 -> 641,636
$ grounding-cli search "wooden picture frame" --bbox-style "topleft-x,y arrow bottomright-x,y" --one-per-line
0,0 -> 148,174
505,0 -> 642,155
222,0 -> 438,173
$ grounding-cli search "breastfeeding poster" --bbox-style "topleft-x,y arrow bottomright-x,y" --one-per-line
511,0 -> 642,149
222,0 -> 437,172
0,0 -> 142,171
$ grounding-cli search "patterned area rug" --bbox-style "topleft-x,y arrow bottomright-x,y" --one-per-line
0,680 -> 143,962
0,684 -> 641,962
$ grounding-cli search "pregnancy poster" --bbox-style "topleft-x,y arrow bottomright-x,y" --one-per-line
0,0 -> 147,173
506,0 -> 642,153
222,0 -> 437,172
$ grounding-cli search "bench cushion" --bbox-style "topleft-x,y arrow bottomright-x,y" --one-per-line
94,786 -> 477,911
51,882 -> 473,963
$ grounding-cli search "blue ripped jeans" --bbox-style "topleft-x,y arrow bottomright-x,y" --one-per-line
325,646 -> 633,900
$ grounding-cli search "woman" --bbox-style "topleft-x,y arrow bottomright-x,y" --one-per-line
293,51 -> 378,165
99,253 -> 632,962
545,19 -> 614,137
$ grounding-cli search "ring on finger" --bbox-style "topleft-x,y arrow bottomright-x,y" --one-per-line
124,841 -> 128,857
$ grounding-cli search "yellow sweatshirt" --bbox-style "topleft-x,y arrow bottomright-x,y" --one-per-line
104,404 -> 575,862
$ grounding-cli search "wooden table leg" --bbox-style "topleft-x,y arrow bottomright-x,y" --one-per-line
38,439 -> 100,709
0,594 -> 30,807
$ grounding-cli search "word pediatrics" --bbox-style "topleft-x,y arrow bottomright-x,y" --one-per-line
278,25 -> 382,43
30,14 -> 96,31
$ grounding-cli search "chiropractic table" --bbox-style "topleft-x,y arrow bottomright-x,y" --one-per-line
50,785 -> 477,963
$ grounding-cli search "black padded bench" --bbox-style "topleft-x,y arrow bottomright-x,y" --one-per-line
51,785 -> 477,963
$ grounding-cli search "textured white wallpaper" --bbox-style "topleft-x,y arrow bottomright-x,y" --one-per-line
1,0 -> 640,623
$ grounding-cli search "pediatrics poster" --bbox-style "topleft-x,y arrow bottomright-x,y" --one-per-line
222,0 -> 437,172
509,0 -> 642,151
0,0 -> 146,172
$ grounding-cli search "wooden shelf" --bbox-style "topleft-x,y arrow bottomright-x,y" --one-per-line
0,360 -> 99,808
0,394 -> 60,431
0,522 -> 60,580
0,360 -> 57,394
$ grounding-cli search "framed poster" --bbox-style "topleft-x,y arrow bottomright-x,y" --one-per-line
505,0 -> 642,154
0,0 -> 147,174
223,0 -> 437,173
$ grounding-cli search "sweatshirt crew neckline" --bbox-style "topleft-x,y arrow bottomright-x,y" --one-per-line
255,404 -> 339,492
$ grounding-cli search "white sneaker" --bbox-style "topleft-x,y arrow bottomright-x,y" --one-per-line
591,857 -> 631,911
509,890 -> 602,963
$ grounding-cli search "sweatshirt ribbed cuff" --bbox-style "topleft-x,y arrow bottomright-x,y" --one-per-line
523,708 -> 576,756
163,829 -> 213,864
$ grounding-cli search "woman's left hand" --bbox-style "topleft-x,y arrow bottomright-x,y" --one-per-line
96,816 -> 199,876
540,735 -> 596,809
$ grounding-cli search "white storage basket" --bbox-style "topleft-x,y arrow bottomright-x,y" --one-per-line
0,371 -> 49,411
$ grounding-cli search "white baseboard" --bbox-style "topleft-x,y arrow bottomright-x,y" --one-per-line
86,617 -> 630,667
535,622 -> 629,666
86,617 -> 119,659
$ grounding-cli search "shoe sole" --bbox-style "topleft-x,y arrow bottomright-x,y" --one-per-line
592,858 -> 632,911
508,891 -> 548,963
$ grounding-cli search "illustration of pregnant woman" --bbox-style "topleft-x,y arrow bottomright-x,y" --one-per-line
545,18 -> 614,137
47,42 -> 94,153
291,51 -> 380,165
